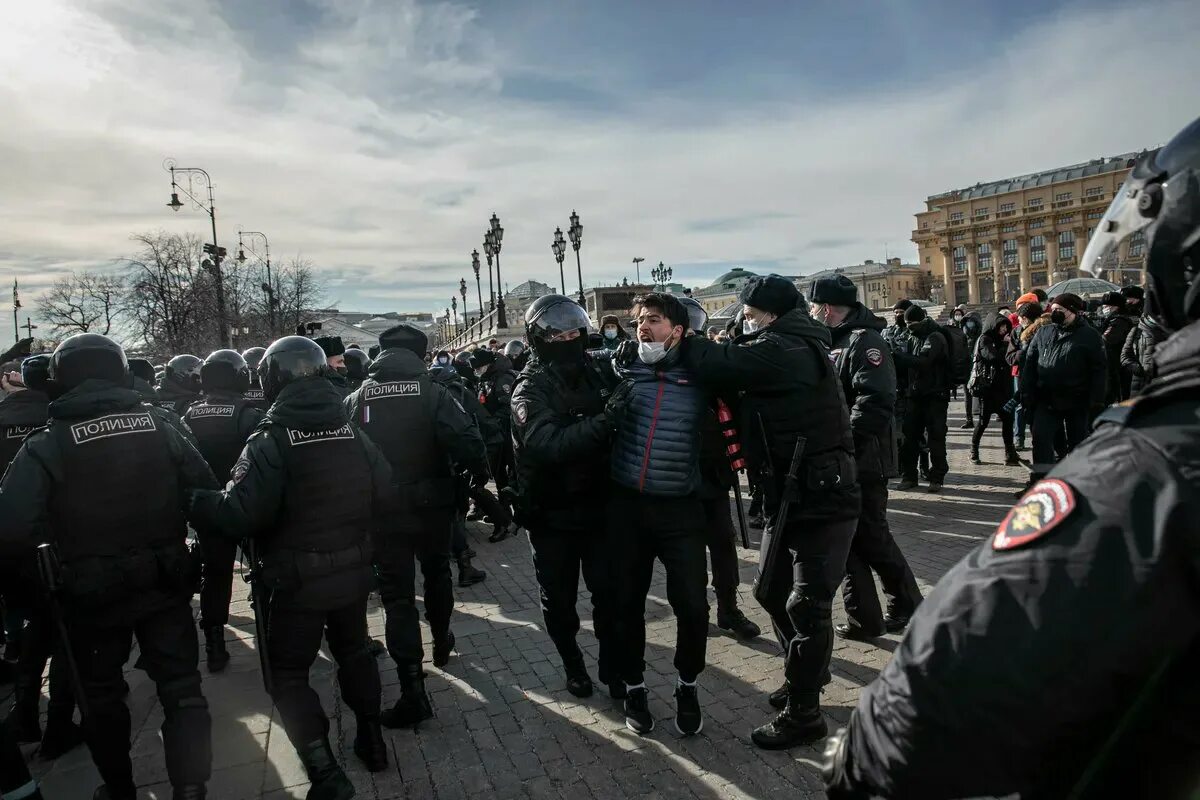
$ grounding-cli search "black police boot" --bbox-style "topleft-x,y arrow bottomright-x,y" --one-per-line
433,630 -> 455,667
353,714 -> 388,772
747,494 -> 762,518
883,613 -> 912,634
834,622 -> 883,642
172,785 -> 207,800
203,626 -> 230,673
751,697 -> 828,750
1004,445 -> 1021,466
767,681 -> 789,710
970,446 -> 982,465
297,737 -> 354,800
487,522 -> 514,543
716,604 -> 761,640
39,713 -> 84,759
456,555 -> 487,587
563,657 -> 594,698
381,674 -> 434,729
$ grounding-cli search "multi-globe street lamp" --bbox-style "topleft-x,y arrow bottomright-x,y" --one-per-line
459,278 -> 468,327
451,297 -> 459,338
568,210 -> 584,304
165,159 -> 231,347
483,233 -> 496,313
471,250 -> 483,324
552,228 -> 567,294
485,214 -> 506,328
651,261 -> 673,291
237,229 -> 276,338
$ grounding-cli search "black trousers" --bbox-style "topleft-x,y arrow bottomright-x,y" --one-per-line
701,495 -> 741,609
199,537 -> 237,629
527,522 -> 618,683
468,483 -> 512,525
608,490 -> 709,685
1030,405 -> 1090,476
267,596 -> 380,749
375,507 -> 453,673
759,517 -> 856,697
487,446 -> 510,493
899,396 -> 949,482
0,706 -> 38,799
15,603 -> 76,722
68,599 -> 211,792
841,478 -> 921,632
972,397 -> 1016,456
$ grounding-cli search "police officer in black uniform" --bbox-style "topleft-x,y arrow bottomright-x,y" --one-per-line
809,276 -> 922,640
156,354 -> 203,415
127,358 -> 159,403
183,350 -> 265,673
822,115 -> 1200,800
241,347 -> 269,410
191,336 -> 392,798
510,295 -> 623,698
314,336 -> 349,396
0,333 -> 216,800
468,348 -> 517,536
680,275 -> 861,750
344,324 -> 490,728
343,347 -> 370,393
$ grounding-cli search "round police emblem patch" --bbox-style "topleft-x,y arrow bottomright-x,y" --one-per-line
229,456 -> 251,488
514,401 -> 528,426
993,478 -> 1076,550
866,348 -> 883,367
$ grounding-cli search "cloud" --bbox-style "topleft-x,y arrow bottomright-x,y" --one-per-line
1,0 -> 1199,322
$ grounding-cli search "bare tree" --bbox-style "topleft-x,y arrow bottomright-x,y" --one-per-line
37,271 -> 124,337
122,231 -> 217,359
276,257 -> 328,334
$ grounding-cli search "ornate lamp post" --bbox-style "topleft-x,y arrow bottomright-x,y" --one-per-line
459,278 -> 468,327
237,229 -> 275,337
471,250 -> 483,323
164,159 -> 230,347
451,297 -> 459,337
488,214 -> 506,328
568,210 -> 584,304
651,261 -> 673,291
483,232 -> 496,312
552,227 -> 567,293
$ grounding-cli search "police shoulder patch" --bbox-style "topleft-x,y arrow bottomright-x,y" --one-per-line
514,400 -> 528,426
865,347 -> 884,367
993,478 -> 1077,551
228,456 -> 251,489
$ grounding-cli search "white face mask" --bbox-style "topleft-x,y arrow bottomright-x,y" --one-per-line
638,341 -> 668,364
742,318 -> 759,334
604,328 -> 618,339
474,367 -> 487,378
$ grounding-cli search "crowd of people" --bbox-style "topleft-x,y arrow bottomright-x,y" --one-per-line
1,116 -> 1199,800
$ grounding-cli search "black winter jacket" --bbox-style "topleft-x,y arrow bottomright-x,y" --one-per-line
0,389 -> 48,469
1020,317 -> 1107,411
894,318 -> 950,398
1121,315 -> 1170,396
969,312 -> 1015,407
828,304 -> 897,480
1101,311 -> 1136,403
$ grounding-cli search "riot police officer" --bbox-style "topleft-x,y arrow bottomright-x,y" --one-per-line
241,346 -> 269,410
183,350 -> 265,673
191,336 -> 391,797
156,354 -> 202,415
314,336 -> 349,396
345,324 -> 490,728
680,275 -> 861,750
0,333 -> 217,800
510,295 -> 623,698
468,348 -> 517,536
343,347 -> 370,393
822,115 -> 1200,800
127,358 -> 160,403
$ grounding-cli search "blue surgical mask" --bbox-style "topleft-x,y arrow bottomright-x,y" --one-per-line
604,328 -> 618,339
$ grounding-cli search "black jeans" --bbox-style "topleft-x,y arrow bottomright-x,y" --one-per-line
841,478 -> 921,632
375,507 -> 453,673
199,536 -> 237,629
899,395 -> 949,482
759,517 -> 856,697
527,522 -> 618,682
701,495 -> 741,609
972,397 -> 1015,456
608,490 -> 709,685
1030,405 -> 1091,477
267,596 -> 380,749
68,599 -> 211,792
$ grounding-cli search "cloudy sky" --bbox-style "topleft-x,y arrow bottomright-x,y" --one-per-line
2,0 -> 1199,319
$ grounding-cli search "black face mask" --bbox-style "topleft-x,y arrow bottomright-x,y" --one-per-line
539,337 -> 586,366
335,366 -> 348,377
893,314 -> 905,327
1050,310 -> 1067,326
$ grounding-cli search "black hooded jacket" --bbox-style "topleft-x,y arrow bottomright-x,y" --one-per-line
1121,315 -> 1170,395
682,308 -> 860,523
893,317 -> 950,398
969,312 -> 1015,406
155,379 -> 201,416
1020,315 -> 1107,410
828,304 -> 897,480
0,389 -> 48,469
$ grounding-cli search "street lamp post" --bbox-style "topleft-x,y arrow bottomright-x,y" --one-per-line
483,233 -> 496,312
471,250 -> 483,324
165,159 -> 231,348
651,261 -> 673,292
568,210 -> 584,305
632,257 -> 645,284
237,229 -> 275,338
552,228 -> 567,294
451,297 -> 459,338
488,214 -> 507,328
459,278 -> 469,328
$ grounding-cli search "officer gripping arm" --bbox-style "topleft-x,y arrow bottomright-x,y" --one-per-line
511,374 -> 611,465
846,335 -> 896,440
189,430 -> 284,542
431,383 -> 490,481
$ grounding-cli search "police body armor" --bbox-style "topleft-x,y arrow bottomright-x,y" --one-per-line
184,395 -> 254,481
259,421 -> 375,609
48,409 -> 191,616
354,373 -> 455,510
243,385 -> 268,410
0,398 -> 47,468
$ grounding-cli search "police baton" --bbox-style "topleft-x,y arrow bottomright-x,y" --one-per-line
240,537 -> 274,695
715,398 -> 751,549
731,481 -> 752,550
752,435 -> 806,607
34,543 -> 90,722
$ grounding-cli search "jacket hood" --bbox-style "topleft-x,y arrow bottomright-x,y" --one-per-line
1147,318 -> 1200,382
831,303 -> 886,339
1138,314 -> 1171,341
1022,315 -> 1053,343
368,348 -> 428,381
753,307 -> 832,347
264,376 -> 349,430
49,380 -> 145,421
982,311 -> 1012,338
0,389 -> 49,426
907,317 -> 939,338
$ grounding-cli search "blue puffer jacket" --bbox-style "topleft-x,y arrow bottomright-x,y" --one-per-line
609,354 -> 705,496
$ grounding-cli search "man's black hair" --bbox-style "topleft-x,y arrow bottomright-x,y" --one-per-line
633,292 -> 688,330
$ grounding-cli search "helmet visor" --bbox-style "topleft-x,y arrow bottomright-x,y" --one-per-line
1081,177 -> 1155,280
527,298 -> 590,340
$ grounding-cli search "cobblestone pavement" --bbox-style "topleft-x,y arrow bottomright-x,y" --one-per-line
12,398 -> 1026,799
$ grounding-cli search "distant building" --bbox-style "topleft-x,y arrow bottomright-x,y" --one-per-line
502,280 -> 555,322
691,268 -> 759,315
800,258 -> 933,310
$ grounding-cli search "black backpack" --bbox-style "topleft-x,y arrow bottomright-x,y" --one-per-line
938,323 -> 972,386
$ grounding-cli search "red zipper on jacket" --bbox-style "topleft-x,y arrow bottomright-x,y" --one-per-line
637,378 -> 667,492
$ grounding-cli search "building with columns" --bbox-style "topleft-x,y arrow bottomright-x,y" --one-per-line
800,258 -> 934,310
912,150 -> 1155,307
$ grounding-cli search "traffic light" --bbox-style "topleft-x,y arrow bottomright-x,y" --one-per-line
202,243 -> 228,259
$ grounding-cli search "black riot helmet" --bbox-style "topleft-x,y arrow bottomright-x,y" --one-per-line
525,294 -> 591,364
677,296 -> 709,335
343,348 -> 370,381
241,347 -> 267,370
20,354 -> 52,392
1082,114 -> 1200,333
164,354 -> 202,393
258,335 -> 327,401
127,358 -> 156,385
49,333 -> 128,390
200,349 -> 251,394
503,340 -> 525,359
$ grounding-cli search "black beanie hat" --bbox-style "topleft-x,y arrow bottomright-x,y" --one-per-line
811,275 -> 858,306
892,298 -> 913,312
904,305 -> 928,324
739,274 -> 800,316
378,323 -> 428,356
1052,292 -> 1087,314
1120,285 -> 1145,301
1099,291 -> 1126,308
313,335 -> 345,358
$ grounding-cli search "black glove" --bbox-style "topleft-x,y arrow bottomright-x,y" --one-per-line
470,471 -> 490,490
613,339 -> 639,366
604,379 -> 635,430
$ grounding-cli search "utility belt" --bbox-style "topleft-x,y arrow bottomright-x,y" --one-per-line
762,445 -> 856,504
59,540 -> 192,607
259,540 -> 371,592
394,474 -> 456,510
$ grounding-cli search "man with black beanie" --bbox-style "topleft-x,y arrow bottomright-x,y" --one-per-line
1098,291 -> 1135,403
314,335 -> 348,395
810,277 -> 922,640
893,305 -> 951,492
344,323 -> 491,728
680,274 -> 861,749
